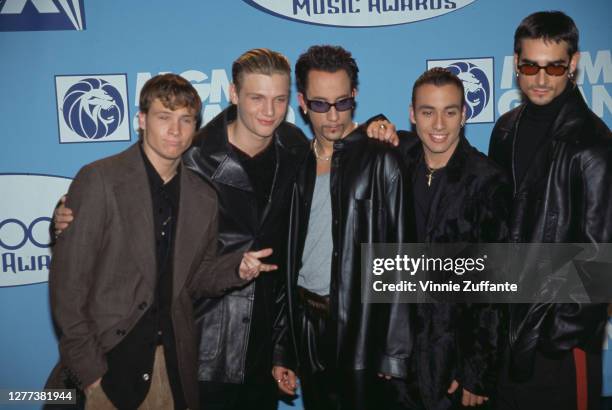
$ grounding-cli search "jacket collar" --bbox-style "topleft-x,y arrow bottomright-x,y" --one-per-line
194,105 -> 252,192
547,84 -> 591,143
502,84 -> 591,145
193,105 -> 307,192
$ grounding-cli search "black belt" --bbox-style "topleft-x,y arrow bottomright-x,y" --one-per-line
297,286 -> 330,317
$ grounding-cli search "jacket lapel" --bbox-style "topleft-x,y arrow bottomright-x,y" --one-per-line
211,154 -> 253,193
172,169 -> 211,300
113,144 -> 156,290
195,105 -> 254,194
299,152 -> 317,237
549,85 -> 589,144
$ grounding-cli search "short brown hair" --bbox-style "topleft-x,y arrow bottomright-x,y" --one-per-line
411,67 -> 465,108
138,73 -> 202,137
232,48 -> 291,91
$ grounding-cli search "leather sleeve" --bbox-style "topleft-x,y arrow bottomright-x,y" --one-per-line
377,154 -> 414,378
272,183 -> 301,371
579,144 -> 612,244
49,164 -> 109,389
271,277 -> 295,370
539,303 -> 607,353
539,144 -> 612,353
270,255 -> 293,370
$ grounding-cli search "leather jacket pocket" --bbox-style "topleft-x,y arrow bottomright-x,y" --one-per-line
196,298 -> 225,360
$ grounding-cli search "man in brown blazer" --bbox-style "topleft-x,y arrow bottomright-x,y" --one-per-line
47,74 -> 276,410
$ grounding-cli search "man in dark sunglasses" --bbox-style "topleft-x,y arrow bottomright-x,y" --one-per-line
272,44 -> 413,410
489,11 -> 612,410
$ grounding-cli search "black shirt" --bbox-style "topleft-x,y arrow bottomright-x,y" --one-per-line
515,83 -> 573,186
413,157 -> 445,242
231,141 -> 277,382
143,146 -> 180,334
232,141 -> 276,219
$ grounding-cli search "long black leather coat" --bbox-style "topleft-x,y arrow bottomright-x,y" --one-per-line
183,106 -> 310,383
276,119 -> 414,379
488,86 -> 612,380
399,132 -> 511,409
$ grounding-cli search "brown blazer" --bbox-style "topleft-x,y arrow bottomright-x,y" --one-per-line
46,143 -> 245,410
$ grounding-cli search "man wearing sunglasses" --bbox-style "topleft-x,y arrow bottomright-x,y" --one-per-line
51,48 -> 398,410
489,11 -> 612,410
272,45 -> 413,410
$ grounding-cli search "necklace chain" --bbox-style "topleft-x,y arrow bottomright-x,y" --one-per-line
313,139 -> 331,161
426,164 -> 442,187
311,122 -> 358,161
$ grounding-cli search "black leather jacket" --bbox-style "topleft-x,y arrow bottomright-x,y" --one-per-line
488,86 -> 612,380
183,106 -> 309,383
399,132 -> 510,408
276,118 -> 414,377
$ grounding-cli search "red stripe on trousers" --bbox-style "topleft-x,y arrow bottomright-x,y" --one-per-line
573,347 -> 587,410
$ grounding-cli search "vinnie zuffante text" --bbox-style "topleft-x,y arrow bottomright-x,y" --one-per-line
370,254 -> 518,293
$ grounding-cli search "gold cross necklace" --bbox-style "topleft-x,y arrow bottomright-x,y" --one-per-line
425,165 -> 442,187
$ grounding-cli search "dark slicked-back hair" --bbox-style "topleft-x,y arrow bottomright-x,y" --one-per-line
411,67 -> 465,108
232,48 -> 291,92
514,11 -> 579,57
138,73 -> 202,138
295,45 -> 359,94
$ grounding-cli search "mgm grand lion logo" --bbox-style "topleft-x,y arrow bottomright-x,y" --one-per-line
427,58 -> 494,123
445,61 -> 491,121
61,77 -> 125,139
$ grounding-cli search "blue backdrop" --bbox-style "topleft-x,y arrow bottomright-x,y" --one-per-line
1,1 -> 610,408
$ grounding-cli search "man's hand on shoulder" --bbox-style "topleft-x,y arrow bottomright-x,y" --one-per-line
53,195 -> 74,235
366,119 -> 399,146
